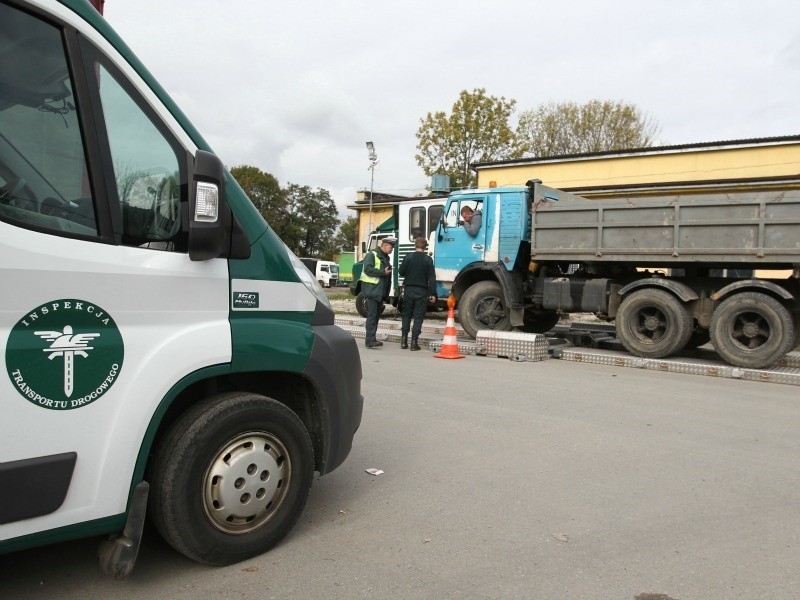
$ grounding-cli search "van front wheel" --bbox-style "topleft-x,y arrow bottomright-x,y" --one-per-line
149,392 -> 313,566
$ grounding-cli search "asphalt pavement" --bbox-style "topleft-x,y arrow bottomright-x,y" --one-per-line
1,340 -> 798,599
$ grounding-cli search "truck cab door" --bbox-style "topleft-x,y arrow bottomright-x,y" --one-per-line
435,196 -> 487,288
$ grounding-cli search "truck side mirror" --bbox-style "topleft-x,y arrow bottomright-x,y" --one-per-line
361,241 -> 366,254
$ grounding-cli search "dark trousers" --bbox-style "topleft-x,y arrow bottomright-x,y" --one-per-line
365,298 -> 383,343
401,287 -> 428,339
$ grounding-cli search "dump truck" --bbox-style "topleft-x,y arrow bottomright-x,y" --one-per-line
434,180 -> 800,369
0,0 -> 362,577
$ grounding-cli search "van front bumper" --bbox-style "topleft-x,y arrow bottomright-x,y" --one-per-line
305,324 -> 363,474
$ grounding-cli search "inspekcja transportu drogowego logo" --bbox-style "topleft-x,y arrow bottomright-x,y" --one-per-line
6,299 -> 124,410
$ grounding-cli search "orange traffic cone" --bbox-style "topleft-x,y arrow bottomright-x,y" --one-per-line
434,295 -> 465,360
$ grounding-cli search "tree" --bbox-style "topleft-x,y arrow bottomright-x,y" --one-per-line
282,183 -> 340,258
332,215 -> 358,254
230,165 -> 285,231
517,100 -> 660,157
415,88 -> 525,189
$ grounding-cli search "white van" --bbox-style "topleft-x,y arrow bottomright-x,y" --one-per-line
300,258 -> 340,288
0,0 -> 362,577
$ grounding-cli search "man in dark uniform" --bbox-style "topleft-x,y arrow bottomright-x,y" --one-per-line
398,237 -> 437,351
360,237 -> 396,348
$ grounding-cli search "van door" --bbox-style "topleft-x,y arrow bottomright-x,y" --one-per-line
0,5 -> 229,538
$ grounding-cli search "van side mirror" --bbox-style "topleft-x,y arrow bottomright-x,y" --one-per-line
189,150 -> 250,260
361,241 -> 366,254
189,150 -> 236,261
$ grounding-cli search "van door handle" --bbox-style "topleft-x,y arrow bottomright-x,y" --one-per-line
472,244 -> 484,250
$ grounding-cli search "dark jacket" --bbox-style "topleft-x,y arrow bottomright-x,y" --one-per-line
361,249 -> 391,301
399,251 -> 436,296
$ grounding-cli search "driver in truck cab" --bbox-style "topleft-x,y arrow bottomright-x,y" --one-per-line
460,205 -> 482,236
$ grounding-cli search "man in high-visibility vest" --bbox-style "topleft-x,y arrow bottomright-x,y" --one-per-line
360,237 -> 396,348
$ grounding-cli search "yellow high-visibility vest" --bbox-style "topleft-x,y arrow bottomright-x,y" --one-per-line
359,251 -> 381,284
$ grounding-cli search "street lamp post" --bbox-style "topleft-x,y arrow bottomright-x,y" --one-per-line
366,141 -> 377,233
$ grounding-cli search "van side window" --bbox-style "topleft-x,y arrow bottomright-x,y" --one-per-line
408,206 -> 426,242
95,66 -> 184,250
0,4 -> 98,237
428,205 -> 443,237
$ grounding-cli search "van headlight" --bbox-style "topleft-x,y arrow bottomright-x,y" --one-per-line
285,247 -> 332,309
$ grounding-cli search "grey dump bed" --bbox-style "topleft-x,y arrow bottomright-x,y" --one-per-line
529,183 -> 800,266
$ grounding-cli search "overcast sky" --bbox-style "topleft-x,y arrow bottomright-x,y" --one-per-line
106,1 -> 799,218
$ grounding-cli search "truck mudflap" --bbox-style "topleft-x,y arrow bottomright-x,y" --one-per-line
491,263 -> 525,326
304,324 -> 363,474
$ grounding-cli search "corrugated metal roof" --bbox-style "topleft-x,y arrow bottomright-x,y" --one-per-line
473,134 -> 800,169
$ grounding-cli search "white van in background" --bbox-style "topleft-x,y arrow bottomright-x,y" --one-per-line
300,258 -> 339,288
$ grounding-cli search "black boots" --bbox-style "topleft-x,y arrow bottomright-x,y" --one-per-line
400,335 -> 420,351
401,335 -> 420,350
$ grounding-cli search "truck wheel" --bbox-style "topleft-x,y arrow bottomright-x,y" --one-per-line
148,392 -> 313,566
710,291 -> 794,368
616,288 -> 692,358
519,310 -> 561,334
355,292 -> 384,318
459,280 -> 511,338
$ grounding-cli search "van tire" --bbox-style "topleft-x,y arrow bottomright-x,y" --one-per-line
148,392 -> 313,566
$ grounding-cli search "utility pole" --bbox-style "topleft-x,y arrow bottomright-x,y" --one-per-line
366,141 -> 378,234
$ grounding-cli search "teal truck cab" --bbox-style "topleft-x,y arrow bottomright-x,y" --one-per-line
435,181 -> 800,369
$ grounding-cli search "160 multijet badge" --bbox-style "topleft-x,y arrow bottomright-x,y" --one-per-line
5,299 -> 124,410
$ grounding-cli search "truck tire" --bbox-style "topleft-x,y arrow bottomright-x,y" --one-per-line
459,280 -> 512,338
355,291 -> 384,318
710,291 -> 795,368
616,288 -> 693,358
519,309 -> 561,334
149,392 -> 313,566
